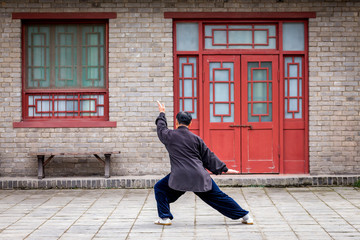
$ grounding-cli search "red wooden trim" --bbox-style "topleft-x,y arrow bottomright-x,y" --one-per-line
13,120 -> 117,128
165,12 -> 316,19
12,12 -> 117,20
198,22 -> 204,139
24,89 -> 107,93
304,21 -> 310,174
173,21 -> 178,128
284,121 -> 305,129
279,22 -> 284,173
278,22 -> 283,173
279,54 -> 284,173
105,19 -> 110,119
21,22 -> 27,120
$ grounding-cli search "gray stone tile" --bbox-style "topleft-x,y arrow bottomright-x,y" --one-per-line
93,234 -> 128,240
0,187 -> 359,239
126,232 -> 162,240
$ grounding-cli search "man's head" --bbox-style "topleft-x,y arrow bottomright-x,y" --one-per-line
176,111 -> 192,126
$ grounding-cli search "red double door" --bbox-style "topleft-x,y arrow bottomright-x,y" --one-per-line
203,55 -> 279,173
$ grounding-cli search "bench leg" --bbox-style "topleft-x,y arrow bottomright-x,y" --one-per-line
104,154 -> 111,178
37,155 -> 45,179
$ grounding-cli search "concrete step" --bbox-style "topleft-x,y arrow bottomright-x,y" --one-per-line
0,174 -> 359,189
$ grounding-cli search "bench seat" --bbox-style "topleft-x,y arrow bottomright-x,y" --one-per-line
30,151 -> 121,179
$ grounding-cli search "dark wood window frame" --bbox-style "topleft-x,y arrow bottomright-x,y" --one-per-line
12,13 -> 117,128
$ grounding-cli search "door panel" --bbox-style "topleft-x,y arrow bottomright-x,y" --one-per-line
241,55 -> 279,173
204,55 -> 279,173
247,130 -> 275,173
204,55 -> 241,170
210,130 -> 236,167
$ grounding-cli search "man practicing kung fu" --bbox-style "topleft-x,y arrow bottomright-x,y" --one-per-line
153,101 -> 253,226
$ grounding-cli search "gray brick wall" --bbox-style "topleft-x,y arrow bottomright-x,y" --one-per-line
0,0 -> 359,177
307,1 -> 360,174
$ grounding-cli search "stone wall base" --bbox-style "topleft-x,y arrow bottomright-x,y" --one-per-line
0,175 -> 359,189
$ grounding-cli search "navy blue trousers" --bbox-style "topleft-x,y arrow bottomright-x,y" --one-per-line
154,174 -> 249,220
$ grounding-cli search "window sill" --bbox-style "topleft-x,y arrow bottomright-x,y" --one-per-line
13,120 -> 117,128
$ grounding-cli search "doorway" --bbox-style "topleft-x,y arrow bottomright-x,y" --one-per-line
173,19 -> 309,174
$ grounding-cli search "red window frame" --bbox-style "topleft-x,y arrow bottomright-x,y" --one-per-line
247,62 -> 273,122
12,13 -> 116,128
204,23 -> 277,49
178,56 -> 198,116
175,56 -> 200,131
209,62 -> 234,120
283,55 -> 305,120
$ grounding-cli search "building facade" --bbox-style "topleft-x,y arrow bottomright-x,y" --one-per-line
0,0 -> 359,177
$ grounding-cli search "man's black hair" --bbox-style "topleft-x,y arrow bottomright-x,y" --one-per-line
176,111 -> 192,126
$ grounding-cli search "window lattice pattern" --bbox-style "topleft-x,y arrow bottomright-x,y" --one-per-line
204,24 -> 277,50
26,24 -> 105,89
26,93 -> 105,118
284,56 -> 303,119
179,57 -> 198,119
209,61 -> 235,123
247,62 -> 273,122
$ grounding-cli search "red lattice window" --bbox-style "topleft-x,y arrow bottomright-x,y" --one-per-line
178,57 -> 198,119
284,56 -> 304,119
25,92 -> 106,118
209,61 -> 235,122
204,24 -> 277,50
22,20 -> 109,122
247,61 -> 273,122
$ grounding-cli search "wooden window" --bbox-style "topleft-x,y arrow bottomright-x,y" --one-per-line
247,61 -> 273,122
12,13 -> 116,128
24,23 -> 106,119
284,56 -> 304,119
209,61 -> 235,122
178,57 -> 198,119
204,24 -> 277,49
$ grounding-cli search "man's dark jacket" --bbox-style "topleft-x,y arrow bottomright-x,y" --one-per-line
156,112 -> 228,192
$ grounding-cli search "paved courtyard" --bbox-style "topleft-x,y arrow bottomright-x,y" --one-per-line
0,187 -> 359,240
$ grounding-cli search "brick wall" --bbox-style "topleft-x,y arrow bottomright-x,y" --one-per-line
0,0 -> 359,177
307,0 -> 360,174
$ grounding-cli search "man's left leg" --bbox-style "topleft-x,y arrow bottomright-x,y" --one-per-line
195,179 -> 250,221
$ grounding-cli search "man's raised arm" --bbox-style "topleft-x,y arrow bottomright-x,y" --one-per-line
155,101 -> 170,145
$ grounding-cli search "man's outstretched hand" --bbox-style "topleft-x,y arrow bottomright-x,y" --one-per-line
227,169 -> 240,174
157,100 -> 165,113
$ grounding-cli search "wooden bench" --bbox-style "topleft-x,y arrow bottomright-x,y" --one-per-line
30,151 -> 121,179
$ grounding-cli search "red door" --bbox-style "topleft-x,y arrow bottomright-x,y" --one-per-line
204,55 -> 241,170
204,55 -> 279,173
241,55 -> 279,173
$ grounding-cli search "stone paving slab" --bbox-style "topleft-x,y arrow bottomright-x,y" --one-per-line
0,187 -> 359,240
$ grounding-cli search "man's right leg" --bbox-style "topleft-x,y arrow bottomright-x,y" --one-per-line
154,174 -> 185,220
